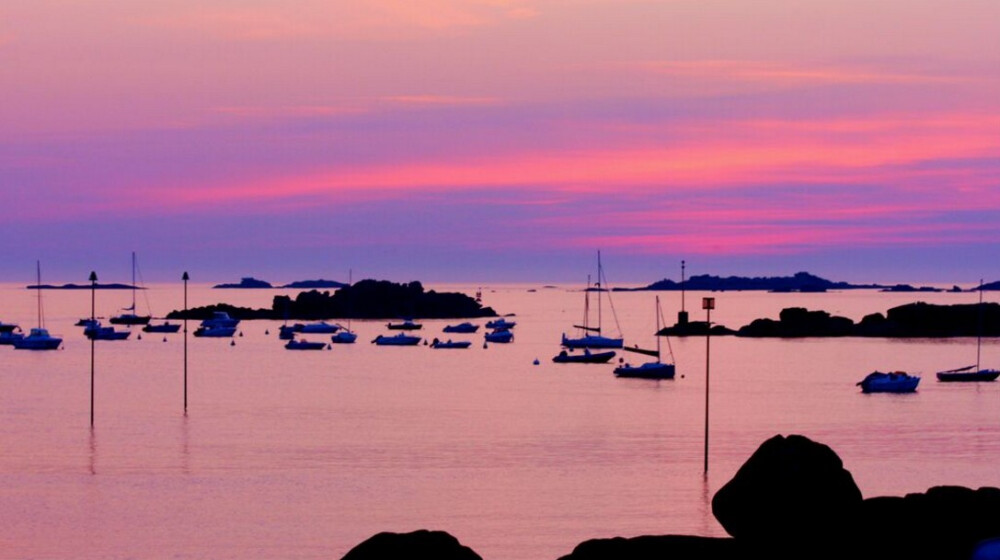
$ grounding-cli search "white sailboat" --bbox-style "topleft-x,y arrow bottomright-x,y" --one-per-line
561,252 -> 623,349
13,261 -> 63,350
614,296 -> 676,379
110,252 -> 151,325
330,270 -> 357,344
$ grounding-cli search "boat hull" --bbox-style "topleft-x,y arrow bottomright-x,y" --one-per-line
431,340 -> 472,349
485,330 -> 514,343
614,362 -> 676,379
12,329 -> 62,350
443,323 -> 479,333
858,372 -> 920,393
193,326 -> 237,338
372,334 -> 421,346
936,369 -> 1000,382
552,350 -> 616,363
285,340 -> 327,350
561,333 -> 623,349
330,331 -> 358,344
109,314 -> 151,325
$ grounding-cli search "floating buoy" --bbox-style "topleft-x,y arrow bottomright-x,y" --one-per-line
533,358 -> 540,365
162,337 -> 167,342
265,329 -> 269,335
483,342 -> 488,349
327,344 -> 332,350
238,331 -> 243,337
137,333 -> 142,340
230,340 -> 236,346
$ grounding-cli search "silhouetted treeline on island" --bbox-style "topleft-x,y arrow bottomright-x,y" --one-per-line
340,435 -> 1000,560
629,271 -> 967,292
168,280 -> 496,320
660,302 -> 1000,337
26,283 -> 141,290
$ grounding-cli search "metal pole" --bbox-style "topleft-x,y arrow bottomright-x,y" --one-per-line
702,297 -> 715,475
183,272 -> 189,413
681,260 -> 686,312
89,271 -> 97,427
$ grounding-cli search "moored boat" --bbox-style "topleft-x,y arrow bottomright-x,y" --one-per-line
142,322 -> 181,333
201,312 -> 240,329
936,366 -> 1000,382
372,333 -> 421,346
285,338 -> 328,350
295,321 -> 340,334
12,262 -> 62,351
430,338 -> 472,349
484,329 -> 514,343
84,322 -> 131,340
387,319 -> 422,330
614,296 -> 676,380
443,322 -> 479,333
485,318 -> 516,330
561,253 -> 623,349
109,252 -> 151,325
857,371 -> 920,393
193,325 -> 237,338
552,348 -> 616,363
330,330 -> 358,344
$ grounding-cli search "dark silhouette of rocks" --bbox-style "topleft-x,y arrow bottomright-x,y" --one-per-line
280,279 -> 347,289
880,283 -> 943,292
979,280 -> 1000,291
345,435 -> 1000,560
712,435 -> 863,545
340,530 -> 482,560
169,279 -> 497,320
737,308 -> 855,337
213,277 -> 273,289
558,535 -> 739,559
657,321 -> 736,337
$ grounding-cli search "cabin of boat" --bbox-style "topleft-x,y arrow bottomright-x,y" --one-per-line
387,320 -> 422,330
201,312 -> 240,329
614,361 -> 676,379
431,338 -> 472,349
443,322 -> 479,333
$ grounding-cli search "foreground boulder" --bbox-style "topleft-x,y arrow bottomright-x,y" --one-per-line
340,530 -> 482,560
558,535 -> 740,560
711,434 -> 863,544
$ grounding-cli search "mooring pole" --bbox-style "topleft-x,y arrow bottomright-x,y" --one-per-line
702,296 -> 715,475
89,271 -> 97,427
183,271 -> 189,413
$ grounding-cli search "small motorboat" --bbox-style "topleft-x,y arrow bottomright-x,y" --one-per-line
372,333 -> 421,346
330,330 -> 358,344
0,330 -> 24,345
200,312 -> 240,329
285,338 -> 328,350
614,361 -> 676,379
296,321 -> 340,334
142,322 -> 181,333
857,371 -> 920,393
13,327 -> 62,350
484,329 -> 514,343
0,321 -> 20,333
387,319 -> 422,330
84,322 -> 131,340
108,312 -> 151,326
443,322 -> 479,333
193,325 -> 237,338
561,332 -> 623,349
430,338 -> 472,349
552,348 -> 616,363
936,365 -> 1000,382
485,318 -> 516,330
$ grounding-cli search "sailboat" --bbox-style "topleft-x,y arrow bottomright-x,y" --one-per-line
330,270 -> 357,344
561,252 -> 623,349
13,261 -> 63,350
109,252 -> 151,325
614,296 -> 676,379
937,280 -> 999,382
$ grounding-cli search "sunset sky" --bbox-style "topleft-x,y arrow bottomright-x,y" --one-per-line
3,0 -> 999,284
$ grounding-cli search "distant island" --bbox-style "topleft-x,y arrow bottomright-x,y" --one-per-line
170,279 -> 497,320
27,283 -> 141,290
212,277 -> 348,289
659,302 -> 1000,337
630,271 -> 950,292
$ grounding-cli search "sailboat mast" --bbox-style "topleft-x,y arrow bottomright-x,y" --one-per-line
597,251 -> 602,336
583,274 -> 591,332
977,279 -> 983,371
131,251 -> 136,313
655,295 -> 661,360
347,269 -> 353,331
36,260 -> 42,329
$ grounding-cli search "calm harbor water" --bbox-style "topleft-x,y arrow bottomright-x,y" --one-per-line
2,283 -> 999,559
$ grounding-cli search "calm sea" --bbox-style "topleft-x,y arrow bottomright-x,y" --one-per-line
1,283 -> 998,559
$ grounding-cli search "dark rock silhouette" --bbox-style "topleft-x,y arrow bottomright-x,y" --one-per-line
638,271 -> 880,292
340,530 -> 482,560
213,277 -> 273,289
558,535 -> 739,559
27,283 -> 140,290
737,308 -> 854,337
657,321 -> 736,337
280,279 -> 347,289
712,434 -> 863,545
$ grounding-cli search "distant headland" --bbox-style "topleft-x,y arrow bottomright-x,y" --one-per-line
212,277 -> 348,289
627,271 -> 960,293
26,283 -> 141,290
170,279 -> 496,320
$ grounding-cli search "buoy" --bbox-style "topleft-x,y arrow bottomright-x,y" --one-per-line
533,359 -> 540,365
327,344 -> 332,350
265,329 -> 269,335
162,337 -> 167,342
239,331 -> 243,337
137,333 -> 142,340
483,342 -> 488,349
230,340 -> 236,346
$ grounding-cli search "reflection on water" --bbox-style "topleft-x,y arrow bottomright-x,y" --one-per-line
1,284 -> 999,559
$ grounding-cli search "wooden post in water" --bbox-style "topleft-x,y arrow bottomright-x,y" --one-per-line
89,271 -> 97,427
183,271 -> 189,413
702,296 -> 715,475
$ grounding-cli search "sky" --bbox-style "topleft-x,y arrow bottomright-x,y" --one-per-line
2,0 -> 999,285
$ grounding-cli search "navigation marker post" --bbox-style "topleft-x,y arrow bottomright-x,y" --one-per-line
702,296 -> 715,475
90,271 -> 97,427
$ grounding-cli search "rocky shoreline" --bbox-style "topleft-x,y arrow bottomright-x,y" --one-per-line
340,435 -> 1000,559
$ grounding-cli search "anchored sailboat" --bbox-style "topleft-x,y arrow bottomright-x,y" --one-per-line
561,252 -> 623,349
937,280 -> 999,382
13,261 -> 63,350
614,296 -> 676,379
110,252 -> 151,326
